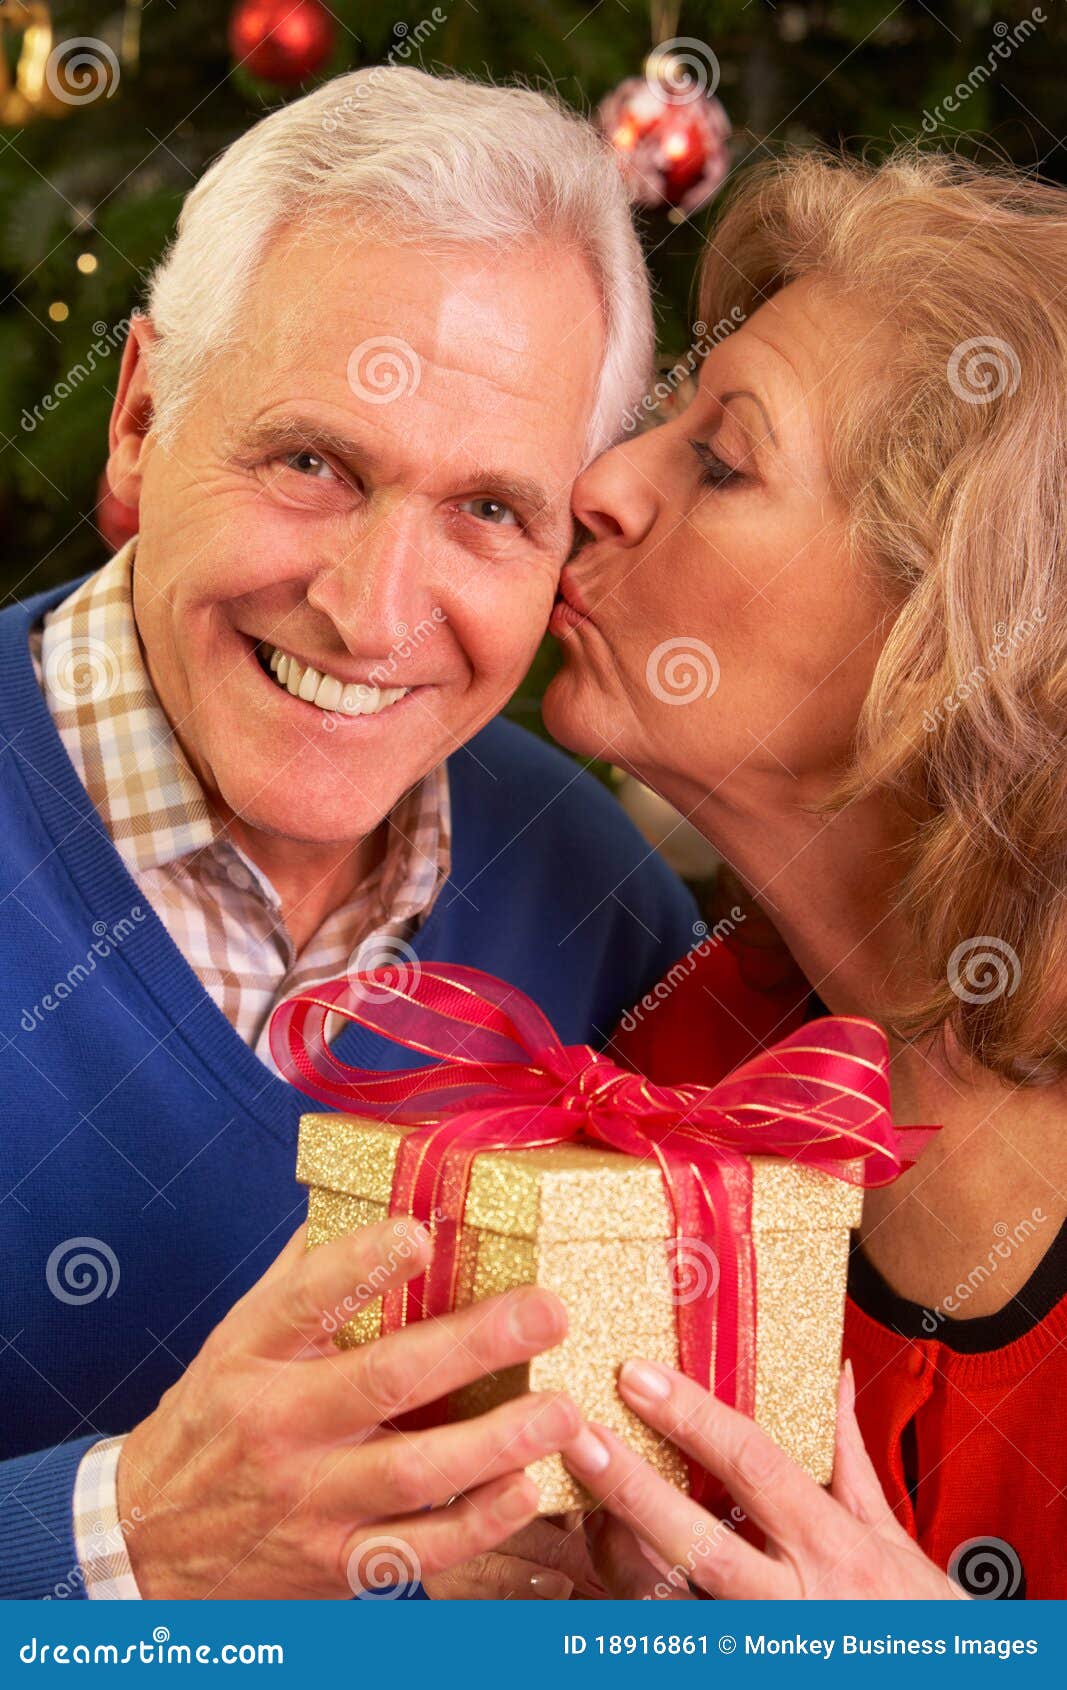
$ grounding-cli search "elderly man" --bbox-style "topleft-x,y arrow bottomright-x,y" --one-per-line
0,68 -> 694,1600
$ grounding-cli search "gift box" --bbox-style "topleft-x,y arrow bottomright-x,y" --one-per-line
297,1111 -> 863,1512
275,963 -> 932,1517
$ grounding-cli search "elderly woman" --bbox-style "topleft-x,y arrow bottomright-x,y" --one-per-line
545,148 -> 1067,1600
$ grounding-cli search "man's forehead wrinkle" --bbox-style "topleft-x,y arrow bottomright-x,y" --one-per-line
264,337 -> 562,414
243,319 -> 575,443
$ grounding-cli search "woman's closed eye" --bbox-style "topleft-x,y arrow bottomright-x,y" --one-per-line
689,438 -> 744,490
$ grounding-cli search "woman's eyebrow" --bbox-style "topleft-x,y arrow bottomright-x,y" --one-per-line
718,389 -> 778,448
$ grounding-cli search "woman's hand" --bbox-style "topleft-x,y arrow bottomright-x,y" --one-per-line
565,1359 -> 967,1600
423,1515 -> 606,1599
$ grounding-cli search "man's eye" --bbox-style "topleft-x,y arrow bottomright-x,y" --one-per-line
456,496 -> 520,527
282,450 -> 337,480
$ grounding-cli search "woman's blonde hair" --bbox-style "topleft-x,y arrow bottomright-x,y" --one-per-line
699,147 -> 1067,1084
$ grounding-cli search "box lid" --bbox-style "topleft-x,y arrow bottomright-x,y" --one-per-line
296,1113 -> 864,1242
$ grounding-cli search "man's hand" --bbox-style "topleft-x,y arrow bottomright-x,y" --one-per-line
565,1359 -> 967,1600
118,1218 -> 578,1598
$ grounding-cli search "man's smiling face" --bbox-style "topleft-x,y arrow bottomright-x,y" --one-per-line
112,221 -> 604,845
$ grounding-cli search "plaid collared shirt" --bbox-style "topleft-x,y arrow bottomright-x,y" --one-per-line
32,541 -> 451,1597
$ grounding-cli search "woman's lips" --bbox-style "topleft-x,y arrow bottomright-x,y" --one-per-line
559,567 -> 592,618
551,568 -> 595,636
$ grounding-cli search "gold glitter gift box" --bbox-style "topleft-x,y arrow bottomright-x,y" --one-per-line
297,1111 -> 863,1512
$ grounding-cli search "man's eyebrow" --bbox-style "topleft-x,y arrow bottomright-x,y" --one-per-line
467,469 -> 570,549
718,389 -> 778,448
230,416 -> 567,542
228,415 -> 379,468
463,467 -> 557,521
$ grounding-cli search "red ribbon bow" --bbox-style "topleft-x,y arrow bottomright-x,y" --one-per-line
271,965 -> 935,1492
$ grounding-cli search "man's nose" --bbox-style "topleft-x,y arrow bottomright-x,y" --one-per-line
306,507 -> 437,655
571,435 -> 660,549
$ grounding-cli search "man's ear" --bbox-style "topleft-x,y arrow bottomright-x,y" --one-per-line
107,312 -> 160,509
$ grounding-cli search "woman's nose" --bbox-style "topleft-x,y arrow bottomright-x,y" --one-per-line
571,437 -> 660,547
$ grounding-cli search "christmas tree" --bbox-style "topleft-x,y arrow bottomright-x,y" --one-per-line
2,0 -> 1062,623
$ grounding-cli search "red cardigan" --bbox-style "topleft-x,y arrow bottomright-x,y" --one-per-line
613,937 -> 1066,1599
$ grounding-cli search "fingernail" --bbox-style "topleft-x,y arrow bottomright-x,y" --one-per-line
529,1571 -> 573,1600
619,1359 -> 671,1404
534,1394 -> 580,1443
498,1480 -> 538,1523
566,1426 -> 611,1477
511,1290 -> 565,1348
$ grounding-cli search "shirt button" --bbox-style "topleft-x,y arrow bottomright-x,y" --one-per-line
906,1343 -> 926,1376
227,861 -> 252,890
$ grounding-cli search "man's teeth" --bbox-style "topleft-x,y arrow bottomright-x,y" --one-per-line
263,645 -> 409,716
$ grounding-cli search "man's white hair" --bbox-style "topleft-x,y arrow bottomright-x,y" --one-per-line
145,66 -> 653,457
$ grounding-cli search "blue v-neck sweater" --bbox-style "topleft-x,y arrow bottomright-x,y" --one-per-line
0,577 -> 697,1599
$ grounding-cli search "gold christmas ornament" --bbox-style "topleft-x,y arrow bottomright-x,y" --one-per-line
0,1 -> 131,126
0,2 -> 65,124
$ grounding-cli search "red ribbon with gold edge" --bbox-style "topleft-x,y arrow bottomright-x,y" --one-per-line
270,965 -> 936,1497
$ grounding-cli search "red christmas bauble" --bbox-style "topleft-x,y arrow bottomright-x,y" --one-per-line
94,468 -> 139,553
597,54 -> 731,215
228,0 -> 336,86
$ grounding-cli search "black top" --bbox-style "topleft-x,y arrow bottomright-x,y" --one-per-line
848,1220 -> 1067,1354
